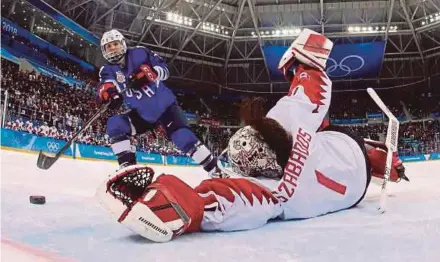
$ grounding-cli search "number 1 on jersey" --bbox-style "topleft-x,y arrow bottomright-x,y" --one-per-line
315,170 -> 347,195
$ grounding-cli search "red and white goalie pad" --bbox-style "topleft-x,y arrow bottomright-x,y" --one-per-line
96,165 -> 285,241
196,178 -> 283,232
278,28 -> 333,76
95,165 -> 204,242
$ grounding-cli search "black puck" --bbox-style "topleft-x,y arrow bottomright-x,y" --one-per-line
30,195 -> 46,205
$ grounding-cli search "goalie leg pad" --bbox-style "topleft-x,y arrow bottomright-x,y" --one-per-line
195,178 -> 283,232
135,175 -> 204,235
96,166 -> 204,242
128,175 -> 204,242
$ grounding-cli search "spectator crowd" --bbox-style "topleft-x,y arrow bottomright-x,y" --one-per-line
1,59 -> 186,156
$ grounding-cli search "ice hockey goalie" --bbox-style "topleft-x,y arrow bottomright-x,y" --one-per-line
96,29 -> 408,243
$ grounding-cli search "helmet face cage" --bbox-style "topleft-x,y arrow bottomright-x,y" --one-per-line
226,126 -> 282,179
101,30 -> 127,64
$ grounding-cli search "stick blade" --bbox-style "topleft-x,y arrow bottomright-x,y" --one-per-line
36,150 -> 58,170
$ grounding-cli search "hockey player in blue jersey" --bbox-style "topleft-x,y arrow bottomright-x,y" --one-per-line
98,29 -> 219,175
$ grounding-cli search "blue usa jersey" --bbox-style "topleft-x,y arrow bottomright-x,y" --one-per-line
99,47 -> 176,123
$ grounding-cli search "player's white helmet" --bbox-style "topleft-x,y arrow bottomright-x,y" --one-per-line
278,28 -> 333,77
220,126 -> 282,179
101,29 -> 127,64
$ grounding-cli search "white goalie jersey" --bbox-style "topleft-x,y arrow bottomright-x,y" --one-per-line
261,64 -> 369,219
199,64 -> 370,233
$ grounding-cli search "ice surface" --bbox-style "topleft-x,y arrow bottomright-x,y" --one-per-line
1,150 -> 440,262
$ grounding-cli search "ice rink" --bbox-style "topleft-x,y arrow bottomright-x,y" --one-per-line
1,149 -> 440,262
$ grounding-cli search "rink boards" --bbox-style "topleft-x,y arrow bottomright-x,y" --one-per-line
1,128 -> 439,164
0,128 -> 198,166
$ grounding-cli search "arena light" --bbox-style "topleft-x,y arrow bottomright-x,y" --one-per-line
198,1 -> 225,11
346,25 -> 398,33
201,22 -> 229,35
252,27 -> 302,37
421,12 -> 440,26
165,12 -> 193,26
164,12 -> 229,36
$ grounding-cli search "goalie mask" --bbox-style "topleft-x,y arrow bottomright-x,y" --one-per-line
101,29 -> 127,64
278,28 -> 333,79
222,126 -> 282,179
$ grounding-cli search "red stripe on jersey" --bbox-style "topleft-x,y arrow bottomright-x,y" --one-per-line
315,170 -> 347,195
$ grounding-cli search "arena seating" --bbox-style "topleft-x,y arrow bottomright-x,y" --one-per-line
1,58 -> 439,157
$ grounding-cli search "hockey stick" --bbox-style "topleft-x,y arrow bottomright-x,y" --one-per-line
36,102 -> 111,170
36,65 -> 159,170
366,88 -> 399,213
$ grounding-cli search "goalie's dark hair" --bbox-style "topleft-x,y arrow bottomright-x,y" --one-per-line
240,97 -> 293,169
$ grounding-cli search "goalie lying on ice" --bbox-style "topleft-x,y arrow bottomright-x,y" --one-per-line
96,29 -> 408,243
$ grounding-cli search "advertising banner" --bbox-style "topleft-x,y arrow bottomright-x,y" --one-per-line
137,152 -> 163,164
331,118 -> 367,125
166,155 -> 198,166
1,129 -> 73,156
400,155 -> 429,162
75,143 -> 116,161
429,152 -> 440,160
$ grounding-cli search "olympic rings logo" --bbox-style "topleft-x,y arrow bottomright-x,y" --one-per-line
47,142 -> 59,152
326,55 -> 365,77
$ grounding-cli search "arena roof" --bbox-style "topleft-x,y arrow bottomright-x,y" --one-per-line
11,0 -> 440,92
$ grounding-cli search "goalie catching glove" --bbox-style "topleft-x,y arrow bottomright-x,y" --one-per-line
96,165 -> 204,242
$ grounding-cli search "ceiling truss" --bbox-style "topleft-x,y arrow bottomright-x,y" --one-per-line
10,0 -> 440,91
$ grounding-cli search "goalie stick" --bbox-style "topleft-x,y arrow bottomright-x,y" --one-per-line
367,88 -> 400,213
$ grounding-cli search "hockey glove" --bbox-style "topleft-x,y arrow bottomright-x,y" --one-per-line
129,64 -> 159,89
98,82 -> 123,110
364,139 -> 409,182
